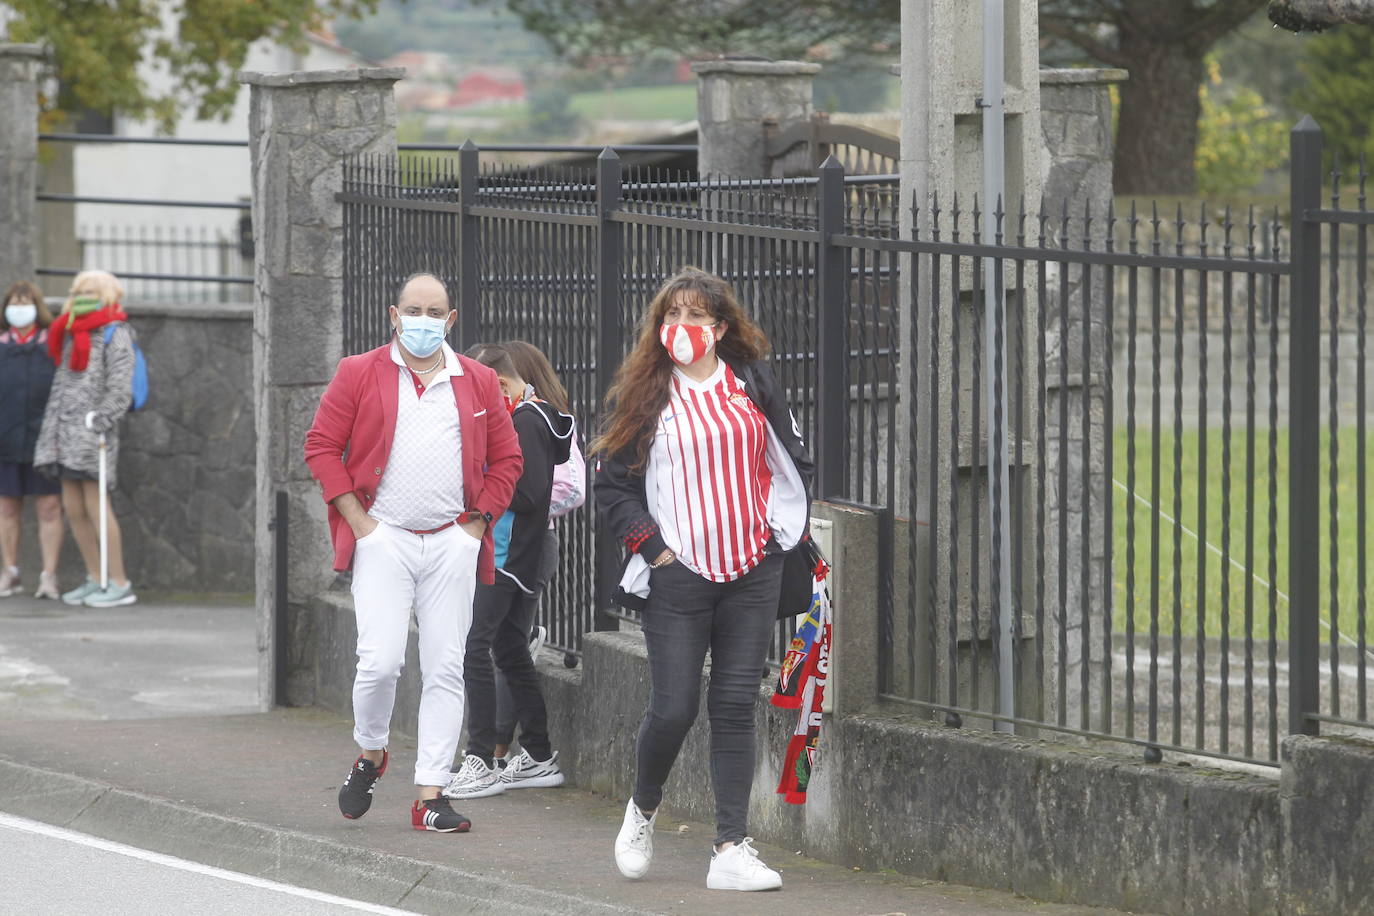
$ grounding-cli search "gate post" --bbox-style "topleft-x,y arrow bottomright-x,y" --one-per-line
240,66 -> 402,707
593,148 -> 624,632
457,139 -> 480,349
0,44 -> 43,288
816,155 -> 847,499
1288,116 -> 1322,737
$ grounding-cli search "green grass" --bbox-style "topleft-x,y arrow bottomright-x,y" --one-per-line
463,84 -> 697,124
1111,426 -> 1374,644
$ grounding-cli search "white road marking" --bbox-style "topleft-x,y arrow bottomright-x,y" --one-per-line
0,813 -> 413,915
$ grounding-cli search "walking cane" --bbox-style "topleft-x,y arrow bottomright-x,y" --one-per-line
85,412 -> 108,590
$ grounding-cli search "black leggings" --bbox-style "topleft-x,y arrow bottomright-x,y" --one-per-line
632,553 -> 783,846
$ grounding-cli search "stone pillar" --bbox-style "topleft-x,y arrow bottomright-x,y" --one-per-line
239,67 -> 403,708
1037,68 -> 1127,730
899,1 -> 1045,724
0,44 -> 43,285
692,60 -> 819,178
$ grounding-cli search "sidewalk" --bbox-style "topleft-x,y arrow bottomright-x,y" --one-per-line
0,596 -> 1144,915
0,709 -> 1144,916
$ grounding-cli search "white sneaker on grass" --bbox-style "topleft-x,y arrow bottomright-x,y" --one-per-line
443,754 -> 505,799
706,837 -> 782,891
501,750 -> 564,789
614,798 -> 656,879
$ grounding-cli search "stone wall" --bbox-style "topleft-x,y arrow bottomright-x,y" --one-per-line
18,303 -> 255,595
300,497 -> 1371,916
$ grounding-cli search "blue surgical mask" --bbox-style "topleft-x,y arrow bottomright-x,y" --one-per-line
395,314 -> 447,358
5,303 -> 37,329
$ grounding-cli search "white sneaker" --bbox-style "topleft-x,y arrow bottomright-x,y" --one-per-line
614,798 -> 656,879
0,566 -> 20,598
34,572 -> 60,600
501,750 -> 565,789
528,624 -> 547,657
706,837 -> 782,891
443,754 -> 505,799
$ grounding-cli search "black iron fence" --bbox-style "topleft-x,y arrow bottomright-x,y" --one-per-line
339,119 -> 1371,766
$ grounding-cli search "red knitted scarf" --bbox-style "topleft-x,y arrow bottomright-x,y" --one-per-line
48,305 -> 128,371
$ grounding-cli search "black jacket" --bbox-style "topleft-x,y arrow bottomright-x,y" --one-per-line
593,357 -> 815,573
493,398 -> 575,593
0,332 -> 57,464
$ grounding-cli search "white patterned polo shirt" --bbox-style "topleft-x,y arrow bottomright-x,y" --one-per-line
369,343 -> 465,530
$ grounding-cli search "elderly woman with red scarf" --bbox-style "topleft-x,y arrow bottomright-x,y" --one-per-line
32,270 -> 139,608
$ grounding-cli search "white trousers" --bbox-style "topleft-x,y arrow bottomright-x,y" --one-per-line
349,520 -> 479,787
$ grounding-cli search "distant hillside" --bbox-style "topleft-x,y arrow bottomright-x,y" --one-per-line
334,0 -> 552,66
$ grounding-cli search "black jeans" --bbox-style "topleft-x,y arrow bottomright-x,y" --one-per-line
464,576 -> 552,765
633,553 -> 783,846
495,528 -> 559,746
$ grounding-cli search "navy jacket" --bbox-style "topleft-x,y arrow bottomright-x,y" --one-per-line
0,330 -> 57,464
492,398 -> 575,593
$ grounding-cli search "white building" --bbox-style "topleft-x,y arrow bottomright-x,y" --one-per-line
65,27 -> 370,301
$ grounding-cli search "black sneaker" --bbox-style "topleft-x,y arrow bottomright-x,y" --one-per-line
338,750 -> 388,819
412,797 -> 472,833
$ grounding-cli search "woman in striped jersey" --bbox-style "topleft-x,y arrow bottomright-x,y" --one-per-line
593,267 -> 812,892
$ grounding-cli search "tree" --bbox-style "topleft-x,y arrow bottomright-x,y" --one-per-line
3,0 -> 378,131
485,0 -> 896,60
1290,25 -> 1374,166
1041,1 -> 1269,195
494,1 -> 1271,195
1270,0 -> 1374,30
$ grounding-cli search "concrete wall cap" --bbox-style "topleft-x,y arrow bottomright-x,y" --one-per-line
692,60 -> 821,77
1039,68 -> 1129,86
237,67 -> 405,87
0,43 -> 47,59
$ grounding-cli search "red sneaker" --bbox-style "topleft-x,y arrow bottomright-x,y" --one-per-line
412,797 -> 472,833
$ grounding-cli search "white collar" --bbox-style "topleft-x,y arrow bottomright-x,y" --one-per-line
390,341 -> 462,375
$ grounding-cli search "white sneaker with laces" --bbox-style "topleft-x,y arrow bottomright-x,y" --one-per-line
501,750 -> 565,789
528,624 -> 547,658
614,798 -> 656,879
706,837 -> 782,891
443,754 -> 506,799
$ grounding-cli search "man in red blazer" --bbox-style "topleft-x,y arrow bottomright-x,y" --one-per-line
304,273 -> 522,834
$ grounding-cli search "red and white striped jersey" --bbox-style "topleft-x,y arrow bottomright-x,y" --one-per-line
647,361 -> 774,582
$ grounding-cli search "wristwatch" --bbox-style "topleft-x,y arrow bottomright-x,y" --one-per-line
458,510 -> 493,526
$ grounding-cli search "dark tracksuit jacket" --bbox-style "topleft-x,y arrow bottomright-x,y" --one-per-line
493,398 -> 575,593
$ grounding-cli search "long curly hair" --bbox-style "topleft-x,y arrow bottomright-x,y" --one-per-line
590,267 -> 770,470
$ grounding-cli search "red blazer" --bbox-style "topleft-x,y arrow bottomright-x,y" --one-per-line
303,344 -> 523,583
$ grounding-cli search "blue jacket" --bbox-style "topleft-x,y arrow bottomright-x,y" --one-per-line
0,329 -> 56,464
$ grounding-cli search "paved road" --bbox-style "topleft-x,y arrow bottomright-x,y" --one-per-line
0,594 -> 258,720
0,813 -> 408,915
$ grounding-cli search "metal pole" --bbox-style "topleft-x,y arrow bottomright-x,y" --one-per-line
594,148 -> 623,632
1288,116 -> 1323,737
457,140 -> 480,350
816,155 -> 847,500
983,0 -> 1015,732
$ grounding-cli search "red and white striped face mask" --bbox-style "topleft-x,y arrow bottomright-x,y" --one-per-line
660,322 -> 717,366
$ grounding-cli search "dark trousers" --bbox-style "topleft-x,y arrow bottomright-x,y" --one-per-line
633,553 -> 783,846
495,528 -> 559,746
464,575 -> 552,765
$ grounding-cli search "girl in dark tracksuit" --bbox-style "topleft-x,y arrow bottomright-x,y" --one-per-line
593,267 -> 812,893
447,343 -> 574,801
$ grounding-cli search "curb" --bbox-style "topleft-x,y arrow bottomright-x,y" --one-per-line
0,757 -> 648,916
